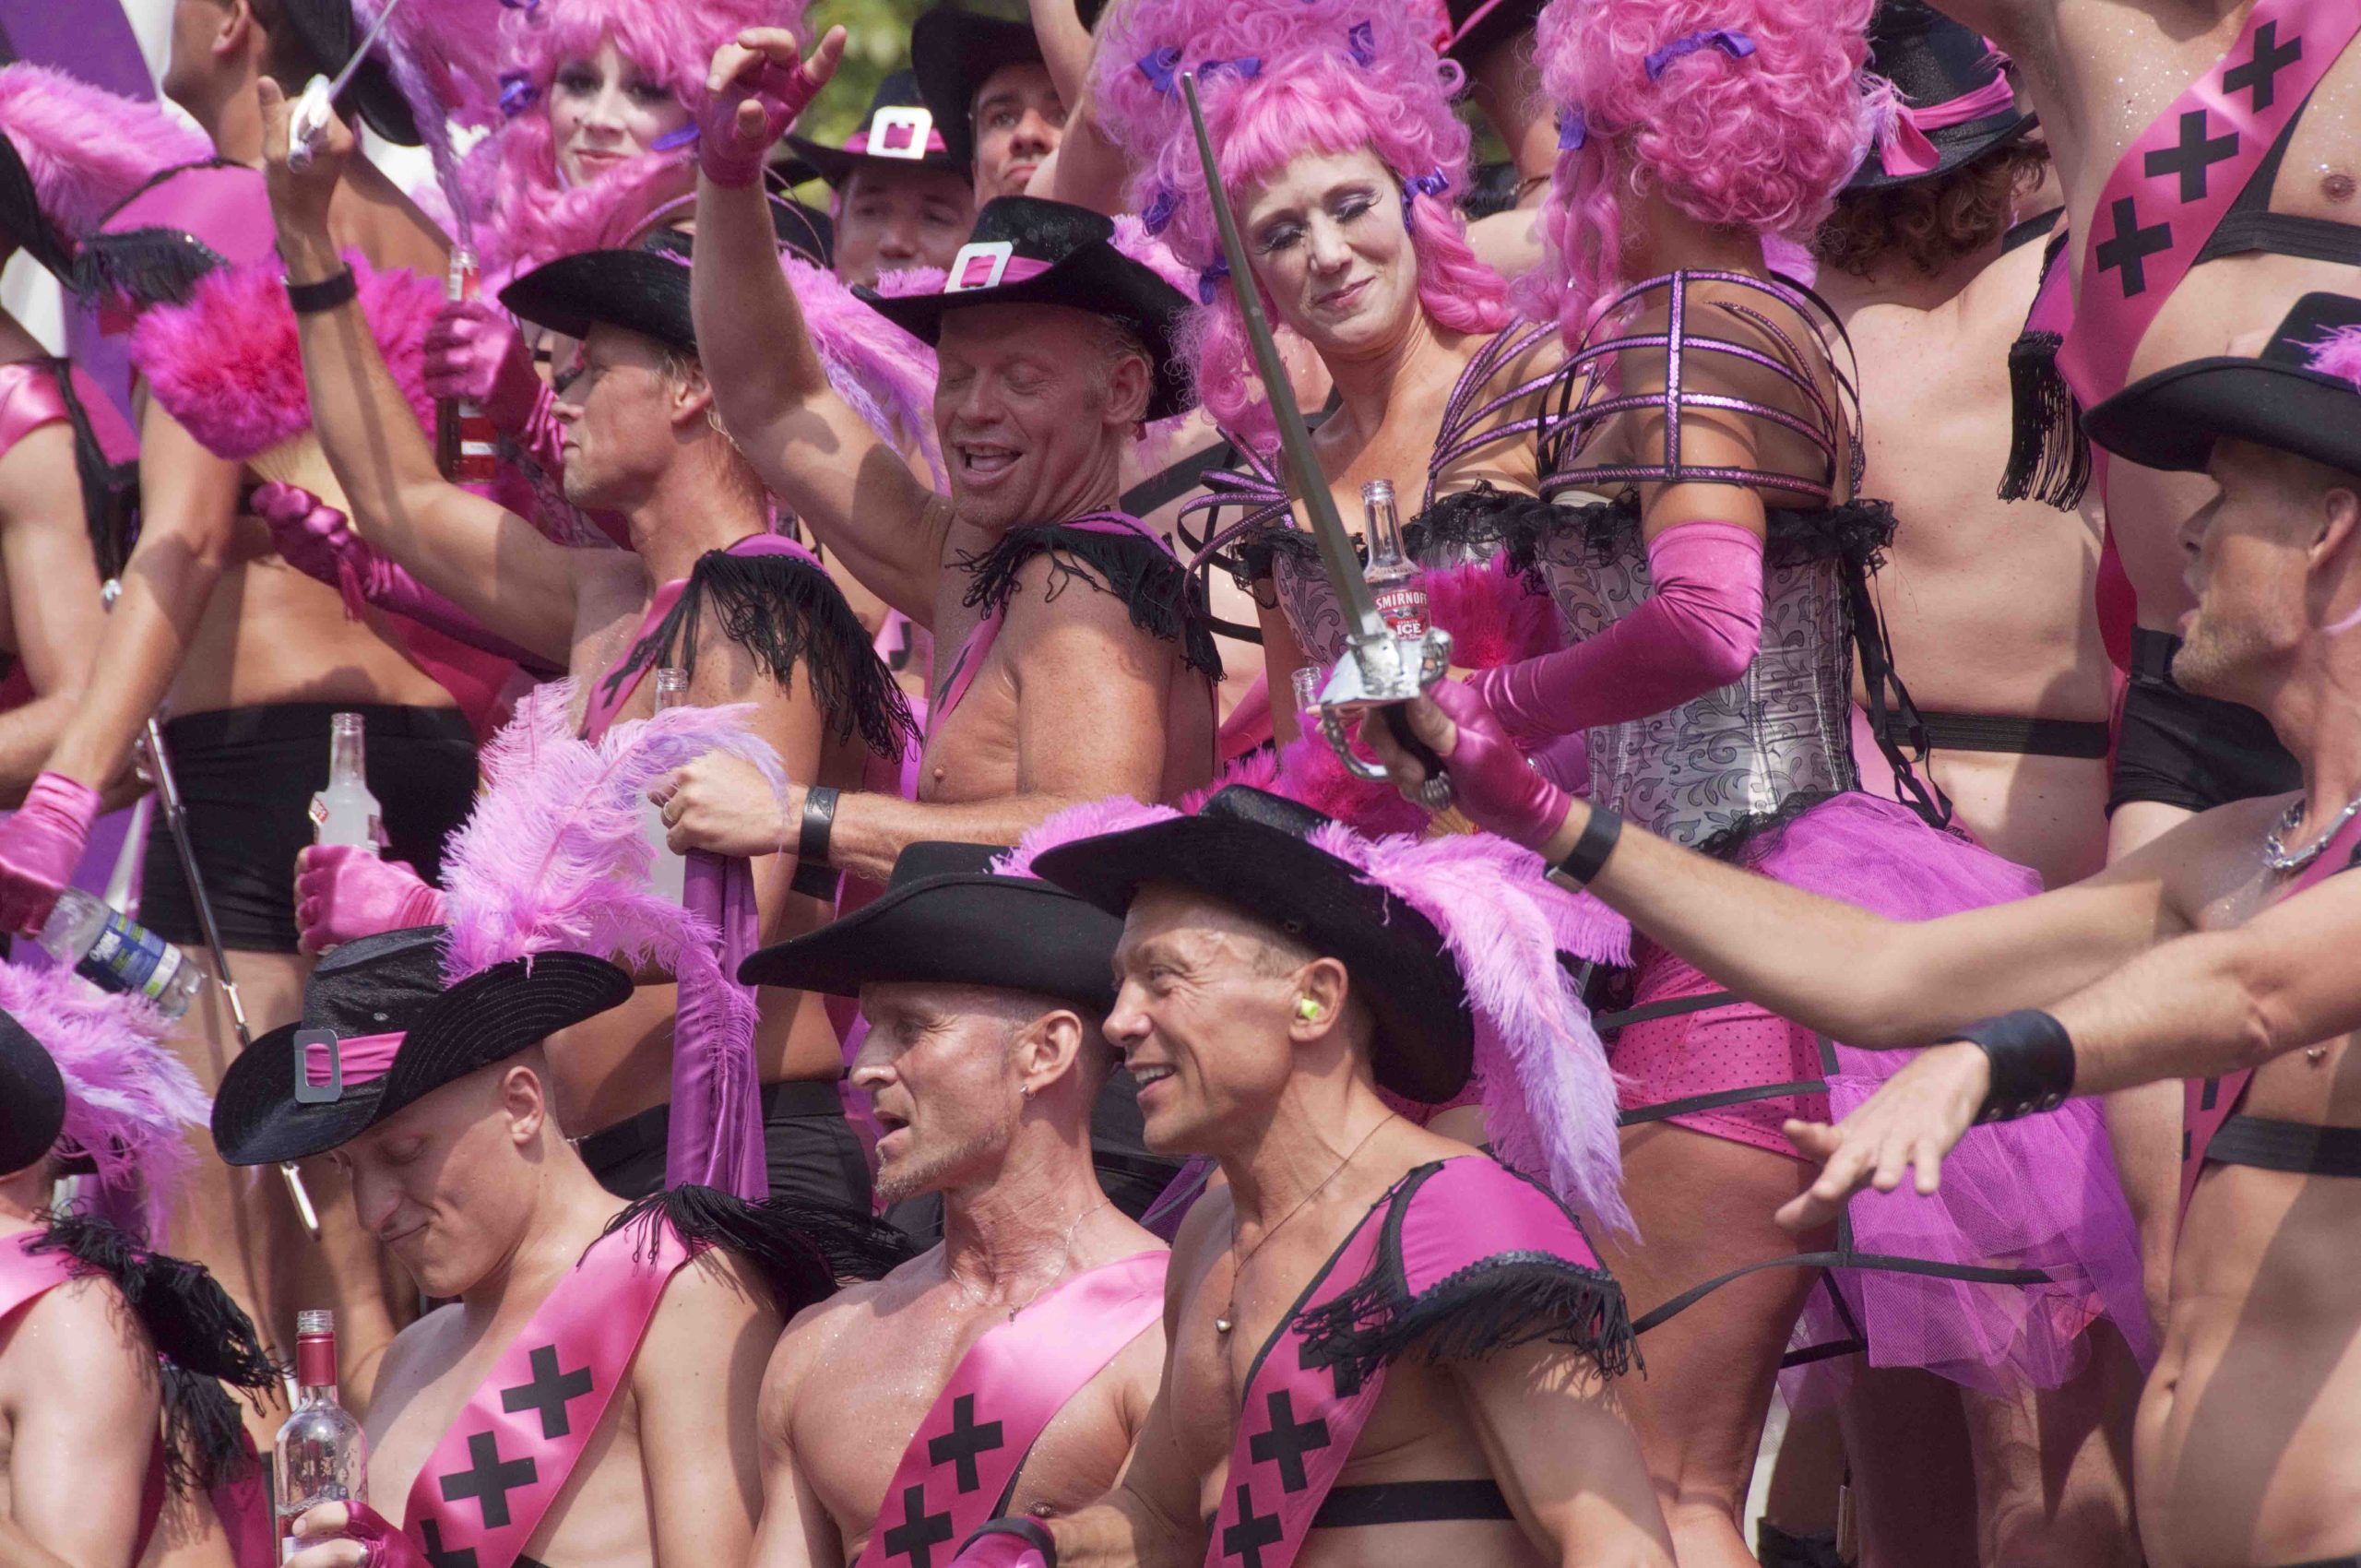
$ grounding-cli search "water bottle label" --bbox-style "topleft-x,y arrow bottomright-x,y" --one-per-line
74,910 -> 180,1004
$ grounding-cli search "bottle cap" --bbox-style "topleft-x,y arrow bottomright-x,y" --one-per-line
297,1309 -> 334,1336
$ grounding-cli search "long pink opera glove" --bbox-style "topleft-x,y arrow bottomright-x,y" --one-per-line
421,298 -> 542,435
1467,519 -> 1766,745
294,846 -> 447,956
698,53 -> 830,186
1428,681 -> 1574,853
251,483 -> 557,673
0,773 -> 100,932
325,1503 -> 427,1568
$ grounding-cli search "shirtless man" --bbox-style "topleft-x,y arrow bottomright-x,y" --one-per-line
214,927 -> 845,1568
913,6 -> 1069,204
661,31 -> 1217,883
1366,295 -> 2361,1568
737,841 -> 1167,1567
260,89 -> 908,1213
0,0 -> 470,1431
926,784 -> 1673,1568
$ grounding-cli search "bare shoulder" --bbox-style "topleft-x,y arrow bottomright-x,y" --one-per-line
654,1241 -> 787,1330
3,1273 -> 158,1412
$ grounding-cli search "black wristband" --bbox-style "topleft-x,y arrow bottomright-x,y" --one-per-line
285,267 -> 358,314
797,785 -> 839,868
1552,806 -> 1622,886
960,1518 -> 1058,1567
1955,1009 -> 2076,1123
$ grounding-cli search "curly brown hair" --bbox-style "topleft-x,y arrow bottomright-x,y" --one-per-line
1812,137 -> 2050,279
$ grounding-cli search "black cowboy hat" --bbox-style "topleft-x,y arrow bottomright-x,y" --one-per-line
1443,0 -> 1541,62
1847,0 -> 2032,192
1029,786 -> 1473,1102
275,0 -> 423,148
502,247 -> 695,356
860,196 -> 1193,422
2084,293 -> 2361,479
212,927 -> 632,1166
742,841 -> 1121,1011
911,4 -> 1107,172
0,1008 -> 65,1176
787,71 -> 966,188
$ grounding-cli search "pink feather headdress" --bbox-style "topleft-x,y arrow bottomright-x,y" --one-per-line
0,959 -> 207,1242
0,65 -> 210,252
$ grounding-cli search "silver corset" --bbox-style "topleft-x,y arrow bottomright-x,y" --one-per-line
1273,549 -> 1349,668
1538,503 -> 1859,848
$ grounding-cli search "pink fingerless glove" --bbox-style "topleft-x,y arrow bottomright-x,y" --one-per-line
949,1520 -> 1056,1568
1468,519 -> 1765,745
1430,681 -> 1572,852
422,298 -> 542,435
697,56 -> 827,186
294,846 -> 446,956
330,1503 -> 427,1568
0,772 -> 100,932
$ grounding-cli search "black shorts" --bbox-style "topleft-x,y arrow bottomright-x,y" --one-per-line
576,1078 -> 874,1215
141,704 -> 479,954
2108,629 -> 2299,815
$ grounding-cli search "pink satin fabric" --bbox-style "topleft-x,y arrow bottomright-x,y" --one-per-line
1877,75 -> 2020,177
301,1032 -> 405,1088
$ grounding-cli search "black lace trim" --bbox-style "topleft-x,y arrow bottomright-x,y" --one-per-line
958,523 -> 1225,682
1490,490 -> 1896,583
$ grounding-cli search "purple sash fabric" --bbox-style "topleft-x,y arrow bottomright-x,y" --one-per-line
2056,0 -> 2361,410
402,1219 -> 691,1568
2180,812 -> 2361,1216
858,1251 -> 1168,1568
1206,1158 -> 1627,1568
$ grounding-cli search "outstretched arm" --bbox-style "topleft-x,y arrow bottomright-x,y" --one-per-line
258,78 -> 578,664
693,29 -> 948,622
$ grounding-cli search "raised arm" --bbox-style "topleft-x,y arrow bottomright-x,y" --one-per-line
0,422 -> 113,804
1451,1341 -> 1675,1566
255,79 -> 578,665
692,30 -> 948,621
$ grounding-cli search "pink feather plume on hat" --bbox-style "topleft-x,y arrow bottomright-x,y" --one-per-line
2308,325 -> 2361,389
0,959 -> 207,1241
789,255 -> 945,485
0,65 -> 210,244
993,796 -> 1183,882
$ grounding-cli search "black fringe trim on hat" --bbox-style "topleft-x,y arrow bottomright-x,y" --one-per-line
28,1214 -> 276,1493
1999,330 -> 2090,509
959,523 -> 1225,682
1295,1251 -> 1636,1388
71,228 -> 229,313
597,548 -> 916,760
602,1184 -> 919,1315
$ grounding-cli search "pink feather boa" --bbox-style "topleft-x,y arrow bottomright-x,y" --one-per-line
127,253 -> 445,462
0,960 -> 206,1243
1424,551 -> 1561,669
0,65 -> 210,244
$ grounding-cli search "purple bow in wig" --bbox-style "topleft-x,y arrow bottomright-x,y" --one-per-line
497,70 -> 538,118
1557,110 -> 1588,150
1136,47 -> 1262,96
650,125 -> 701,150
1644,28 -> 1756,80
1400,167 -> 1448,222
1347,21 -> 1377,65
497,0 -> 539,8
1198,256 -> 1230,304
1142,185 -> 1179,236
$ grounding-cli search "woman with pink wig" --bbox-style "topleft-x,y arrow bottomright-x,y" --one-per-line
1419,0 -> 2151,1559
1093,0 -> 1563,753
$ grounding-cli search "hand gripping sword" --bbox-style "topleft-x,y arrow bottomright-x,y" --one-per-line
1179,73 -> 1453,806
101,580 -> 320,1239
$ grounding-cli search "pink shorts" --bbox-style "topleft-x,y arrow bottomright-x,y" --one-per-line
1609,939 -> 1830,1158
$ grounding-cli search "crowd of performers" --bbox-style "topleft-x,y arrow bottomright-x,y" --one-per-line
0,0 -> 2355,1564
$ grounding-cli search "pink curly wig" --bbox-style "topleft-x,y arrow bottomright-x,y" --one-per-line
0,65 -> 209,251
1528,0 -> 1874,340
1095,0 -> 1510,452
464,0 -> 807,279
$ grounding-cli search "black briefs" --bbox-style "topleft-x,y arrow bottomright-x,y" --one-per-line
1311,1480 -> 1515,1527
2109,629 -> 2300,815
2204,1115 -> 2361,1179
1875,708 -> 2111,759
576,1078 -> 873,1214
140,703 -> 478,954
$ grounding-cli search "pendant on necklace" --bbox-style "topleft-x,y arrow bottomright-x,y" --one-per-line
1215,1316 -> 1234,1334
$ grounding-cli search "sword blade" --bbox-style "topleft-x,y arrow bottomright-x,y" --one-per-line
1179,72 -> 1391,650
326,0 -> 409,103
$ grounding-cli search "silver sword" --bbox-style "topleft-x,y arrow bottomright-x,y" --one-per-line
1178,72 -> 1453,802
288,0 -> 414,170
101,579 -> 320,1238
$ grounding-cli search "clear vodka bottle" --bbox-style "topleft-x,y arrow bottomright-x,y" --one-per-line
275,1310 -> 367,1559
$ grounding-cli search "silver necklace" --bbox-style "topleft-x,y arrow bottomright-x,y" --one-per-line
2260,790 -> 2361,873
1215,1115 -> 1395,1336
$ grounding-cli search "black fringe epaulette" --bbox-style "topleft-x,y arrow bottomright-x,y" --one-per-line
28,1214 -> 276,1492
1290,1163 -> 1634,1388
602,1185 -> 919,1315
958,522 -> 1226,683
598,546 -> 916,760
71,228 -> 230,313
1998,232 -> 2091,510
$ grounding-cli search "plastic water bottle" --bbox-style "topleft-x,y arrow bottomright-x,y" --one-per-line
308,712 -> 384,849
1361,479 -> 1428,640
275,1310 -> 367,1560
645,669 -> 688,902
38,889 -> 205,1017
